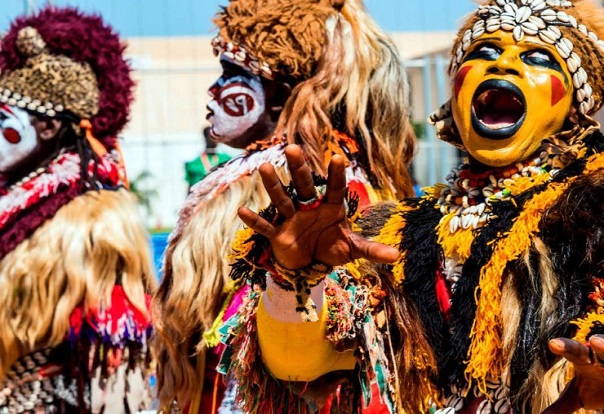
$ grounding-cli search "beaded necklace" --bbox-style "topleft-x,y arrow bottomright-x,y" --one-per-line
436,151 -> 555,233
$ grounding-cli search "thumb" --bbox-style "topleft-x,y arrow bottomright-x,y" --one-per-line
349,233 -> 400,264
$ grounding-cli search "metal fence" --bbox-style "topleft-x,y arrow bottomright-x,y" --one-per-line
407,55 -> 462,189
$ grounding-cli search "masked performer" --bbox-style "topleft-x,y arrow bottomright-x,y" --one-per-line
0,7 -> 156,413
152,0 -> 417,412
231,0 -> 604,412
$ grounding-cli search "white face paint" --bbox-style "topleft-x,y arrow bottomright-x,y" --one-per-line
0,104 -> 38,173
206,59 -> 268,148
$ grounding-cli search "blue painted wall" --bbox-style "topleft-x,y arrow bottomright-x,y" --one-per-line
2,0 -> 476,36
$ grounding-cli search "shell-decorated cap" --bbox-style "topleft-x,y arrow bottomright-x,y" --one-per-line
451,0 -> 604,116
212,0 -> 346,81
0,27 -> 98,121
0,7 -> 135,150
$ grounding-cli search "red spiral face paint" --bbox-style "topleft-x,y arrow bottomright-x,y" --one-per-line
206,60 -> 268,147
218,82 -> 256,117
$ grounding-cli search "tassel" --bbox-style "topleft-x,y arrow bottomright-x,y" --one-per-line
79,119 -> 130,188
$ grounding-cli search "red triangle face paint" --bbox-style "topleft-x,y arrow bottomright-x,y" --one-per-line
454,66 -> 473,101
550,75 -> 566,107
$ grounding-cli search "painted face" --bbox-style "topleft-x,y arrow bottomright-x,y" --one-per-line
206,57 -> 273,148
0,104 -> 38,173
451,30 -> 574,167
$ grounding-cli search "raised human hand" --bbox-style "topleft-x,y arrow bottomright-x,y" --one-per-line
542,335 -> 604,413
237,144 -> 400,270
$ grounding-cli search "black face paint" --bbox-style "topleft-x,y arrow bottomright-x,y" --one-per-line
521,48 -> 568,85
463,42 -> 502,63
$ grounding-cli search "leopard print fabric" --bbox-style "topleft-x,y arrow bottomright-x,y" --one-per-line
0,27 -> 99,120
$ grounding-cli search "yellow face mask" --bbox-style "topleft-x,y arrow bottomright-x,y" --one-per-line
451,30 -> 574,168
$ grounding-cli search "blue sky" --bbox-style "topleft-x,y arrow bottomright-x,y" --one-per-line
2,0 -> 476,36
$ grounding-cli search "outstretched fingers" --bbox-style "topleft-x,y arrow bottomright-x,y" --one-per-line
285,145 -> 317,202
349,233 -> 400,264
259,163 -> 295,218
549,338 -> 592,366
238,207 -> 277,238
324,155 -> 347,206
590,335 -> 604,366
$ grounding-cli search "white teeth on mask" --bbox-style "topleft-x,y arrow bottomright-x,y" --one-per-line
260,63 -> 272,78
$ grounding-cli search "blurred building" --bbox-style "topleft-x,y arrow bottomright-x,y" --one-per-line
2,0 -> 478,228
122,32 -> 461,228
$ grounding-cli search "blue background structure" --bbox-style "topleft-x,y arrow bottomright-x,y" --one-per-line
3,1 -> 476,35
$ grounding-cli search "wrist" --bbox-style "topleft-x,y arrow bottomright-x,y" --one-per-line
262,274 -> 326,323
265,254 -> 333,322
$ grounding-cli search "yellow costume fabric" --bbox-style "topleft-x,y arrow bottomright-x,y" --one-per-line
257,296 -> 356,381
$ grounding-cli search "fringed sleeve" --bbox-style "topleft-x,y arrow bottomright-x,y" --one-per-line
219,200 -> 402,413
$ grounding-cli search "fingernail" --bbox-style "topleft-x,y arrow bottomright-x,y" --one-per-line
550,339 -> 565,349
591,335 -> 604,347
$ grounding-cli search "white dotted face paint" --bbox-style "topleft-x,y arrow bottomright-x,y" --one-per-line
206,58 -> 268,147
0,104 -> 38,173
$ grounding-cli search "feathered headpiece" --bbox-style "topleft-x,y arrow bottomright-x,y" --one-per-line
0,7 -> 135,150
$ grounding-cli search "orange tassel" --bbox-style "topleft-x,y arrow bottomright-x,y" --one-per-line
79,119 -> 106,157
79,119 -> 129,188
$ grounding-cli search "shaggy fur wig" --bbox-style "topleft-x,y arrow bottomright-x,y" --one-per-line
214,0 -> 416,197
154,0 -> 418,409
0,189 -> 156,378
